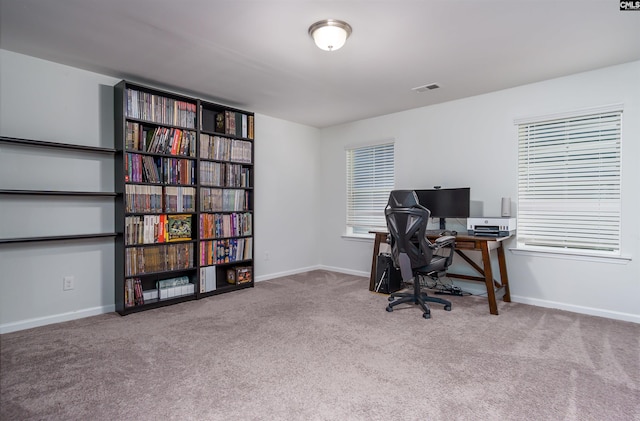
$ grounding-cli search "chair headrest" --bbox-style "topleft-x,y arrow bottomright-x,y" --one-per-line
387,190 -> 419,208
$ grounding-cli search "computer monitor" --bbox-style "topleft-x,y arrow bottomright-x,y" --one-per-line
415,187 -> 470,230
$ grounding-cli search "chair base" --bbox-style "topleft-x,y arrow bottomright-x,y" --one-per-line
385,281 -> 452,319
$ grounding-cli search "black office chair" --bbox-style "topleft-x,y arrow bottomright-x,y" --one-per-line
384,190 -> 456,319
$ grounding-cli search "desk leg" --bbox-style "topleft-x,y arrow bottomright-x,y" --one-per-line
480,242 -> 499,315
497,244 -> 511,303
369,233 -> 384,291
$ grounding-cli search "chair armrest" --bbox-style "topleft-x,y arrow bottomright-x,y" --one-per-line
432,235 -> 455,249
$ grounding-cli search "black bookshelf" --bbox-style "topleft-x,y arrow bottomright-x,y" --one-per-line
114,80 -> 255,315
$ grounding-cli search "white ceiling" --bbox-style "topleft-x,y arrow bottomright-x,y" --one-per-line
1,0 -> 639,128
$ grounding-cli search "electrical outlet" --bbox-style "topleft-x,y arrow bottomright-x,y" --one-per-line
264,251 -> 270,261
63,276 -> 75,291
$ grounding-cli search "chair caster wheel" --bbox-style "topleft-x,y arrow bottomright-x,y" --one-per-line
386,306 -> 393,312
423,312 -> 431,319
444,305 -> 452,311
388,296 -> 394,302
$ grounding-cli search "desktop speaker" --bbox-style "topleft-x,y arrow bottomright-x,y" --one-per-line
501,197 -> 511,217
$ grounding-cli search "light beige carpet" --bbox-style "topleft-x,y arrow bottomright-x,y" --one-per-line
1,270 -> 639,420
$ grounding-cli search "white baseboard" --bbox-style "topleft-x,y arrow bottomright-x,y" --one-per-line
255,265 -> 368,282
308,266 -> 640,324
3,266 -> 329,334
317,265 -> 369,278
4,270 -> 636,334
0,305 -> 115,335
254,265 -> 323,282
510,295 -> 640,324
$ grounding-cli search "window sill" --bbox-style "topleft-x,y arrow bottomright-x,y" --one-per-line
509,247 -> 631,264
341,233 -> 375,242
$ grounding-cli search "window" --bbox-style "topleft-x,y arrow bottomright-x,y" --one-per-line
516,106 -> 622,255
346,142 -> 395,235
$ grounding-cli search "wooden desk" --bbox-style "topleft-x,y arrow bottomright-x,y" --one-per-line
369,231 -> 511,315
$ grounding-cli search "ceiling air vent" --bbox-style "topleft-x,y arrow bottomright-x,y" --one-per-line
411,83 -> 440,93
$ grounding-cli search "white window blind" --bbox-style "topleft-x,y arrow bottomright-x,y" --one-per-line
517,108 -> 622,254
346,142 -> 395,235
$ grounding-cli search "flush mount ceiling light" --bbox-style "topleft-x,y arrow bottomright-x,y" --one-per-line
308,19 -> 352,51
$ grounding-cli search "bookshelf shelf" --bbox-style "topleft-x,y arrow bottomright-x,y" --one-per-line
114,294 -> 197,315
0,136 -> 116,154
114,81 -> 254,315
0,136 -> 117,245
0,233 -> 117,245
0,189 -> 117,197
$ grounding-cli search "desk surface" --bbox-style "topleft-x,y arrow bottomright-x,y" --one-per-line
373,230 -> 512,242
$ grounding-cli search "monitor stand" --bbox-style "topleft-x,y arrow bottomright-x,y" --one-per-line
439,217 -> 446,231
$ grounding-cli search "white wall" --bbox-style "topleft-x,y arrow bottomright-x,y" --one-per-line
0,50 -> 321,332
318,61 -> 640,323
253,115 -> 321,279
